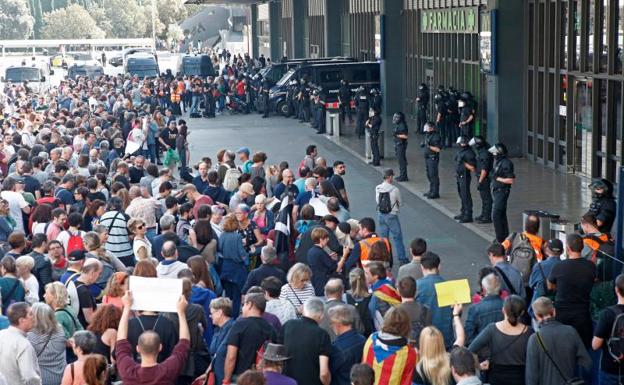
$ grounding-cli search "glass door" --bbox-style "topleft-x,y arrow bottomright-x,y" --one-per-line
573,78 -> 593,176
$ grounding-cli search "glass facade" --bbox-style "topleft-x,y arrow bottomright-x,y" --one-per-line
526,0 -> 624,180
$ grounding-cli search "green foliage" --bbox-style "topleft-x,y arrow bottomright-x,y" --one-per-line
40,3 -> 105,39
0,0 -> 35,39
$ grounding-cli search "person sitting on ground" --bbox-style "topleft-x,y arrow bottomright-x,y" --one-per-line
116,291 -> 191,385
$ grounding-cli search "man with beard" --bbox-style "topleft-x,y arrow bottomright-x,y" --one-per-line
330,161 -> 349,210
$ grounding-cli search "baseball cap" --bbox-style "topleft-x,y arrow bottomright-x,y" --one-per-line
67,250 -> 86,262
236,147 -> 250,156
547,239 -> 563,254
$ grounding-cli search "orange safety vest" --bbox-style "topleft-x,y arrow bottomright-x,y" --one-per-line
359,236 -> 391,262
583,233 -> 610,264
171,92 -> 181,103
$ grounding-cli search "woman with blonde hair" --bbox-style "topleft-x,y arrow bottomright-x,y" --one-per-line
83,231 -> 125,298
414,327 -> 453,385
128,218 -> 154,264
279,262 -> 315,315
362,307 -> 417,385
345,268 -> 374,337
102,272 -> 128,309
43,282 -> 83,339
27,302 -> 67,385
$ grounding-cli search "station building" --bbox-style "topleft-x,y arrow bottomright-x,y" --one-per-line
200,0 -> 623,181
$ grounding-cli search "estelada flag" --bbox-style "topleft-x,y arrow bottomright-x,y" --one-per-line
363,332 -> 417,385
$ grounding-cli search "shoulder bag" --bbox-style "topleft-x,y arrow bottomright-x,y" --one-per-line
535,332 -> 585,385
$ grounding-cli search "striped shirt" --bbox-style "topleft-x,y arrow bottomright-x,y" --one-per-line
279,282 -> 316,315
99,211 -> 134,262
27,329 -> 66,385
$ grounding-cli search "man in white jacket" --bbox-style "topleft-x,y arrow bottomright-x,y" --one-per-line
156,241 -> 188,279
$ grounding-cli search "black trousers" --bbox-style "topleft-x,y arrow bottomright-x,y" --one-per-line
371,135 -> 380,165
456,172 -> 472,217
395,142 -> 408,179
339,103 -> 353,123
356,111 -> 367,138
417,108 -> 427,134
492,187 -> 511,242
262,96 -> 270,117
478,176 -> 493,219
425,156 -> 439,196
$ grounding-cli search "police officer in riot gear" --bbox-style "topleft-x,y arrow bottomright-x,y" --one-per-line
392,112 -> 409,181
454,136 -> 477,223
459,92 -> 476,137
260,77 -> 271,118
588,179 -> 616,233
434,89 -> 450,147
470,136 -> 493,223
422,122 -> 442,199
416,83 -> 429,134
366,107 -> 382,166
371,88 -> 383,112
338,80 -> 353,124
286,79 -> 298,117
489,143 -> 515,242
446,90 -> 460,146
355,86 -> 371,139
315,87 -> 327,134
298,78 -> 311,123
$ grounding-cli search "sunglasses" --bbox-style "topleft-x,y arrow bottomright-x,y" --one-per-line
137,225 -> 145,230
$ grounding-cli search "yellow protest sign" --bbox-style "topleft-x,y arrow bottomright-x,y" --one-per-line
434,279 -> 471,307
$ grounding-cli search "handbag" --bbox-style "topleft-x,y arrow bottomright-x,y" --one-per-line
535,332 -> 585,385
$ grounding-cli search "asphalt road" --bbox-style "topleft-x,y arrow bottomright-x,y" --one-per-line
185,112 -> 489,287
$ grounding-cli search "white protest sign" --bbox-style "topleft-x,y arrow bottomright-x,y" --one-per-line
309,197 -> 330,217
129,276 -> 182,313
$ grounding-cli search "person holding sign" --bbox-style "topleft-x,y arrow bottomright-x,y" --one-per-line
116,291 -> 190,385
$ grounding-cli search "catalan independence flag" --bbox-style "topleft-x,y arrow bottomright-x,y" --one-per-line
371,279 -> 402,306
363,332 -> 417,385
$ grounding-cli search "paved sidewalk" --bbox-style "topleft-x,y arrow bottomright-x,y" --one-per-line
313,119 -> 591,242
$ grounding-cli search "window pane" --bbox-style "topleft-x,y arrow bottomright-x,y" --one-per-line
600,0 -> 608,72
561,2 -> 569,68
573,0 -> 581,70
618,0 -> 624,73
588,0 -> 595,72
529,3 -> 534,64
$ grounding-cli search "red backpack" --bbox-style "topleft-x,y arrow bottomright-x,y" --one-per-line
66,231 -> 84,256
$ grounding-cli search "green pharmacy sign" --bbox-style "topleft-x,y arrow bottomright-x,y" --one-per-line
421,7 -> 478,34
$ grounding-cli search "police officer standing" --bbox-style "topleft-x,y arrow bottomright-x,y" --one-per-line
434,88 -> 450,147
286,79 -> 298,118
371,88 -> 383,112
446,88 -> 461,142
459,92 -> 476,137
489,143 -> 515,242
366,107 -> 382,166
469,136 -> 493,224
298,79 -> 311,123
454,136 -> 477,223
392,112 -> 409,181
261,77 -> 271,118
315,88 -> 327,134
415,83 -> 429,134
338,80 -> 353,124
422,122 -> 442,199
588,179 -> 616,233
355,86 -> 370,139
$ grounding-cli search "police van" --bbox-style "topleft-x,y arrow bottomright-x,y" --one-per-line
259,57 -> 356,86
1,61 -> 54,94
68,64 -> 104,80
124,53 -> 159,78
179,54 -> 215,77
269,61 -> 380,116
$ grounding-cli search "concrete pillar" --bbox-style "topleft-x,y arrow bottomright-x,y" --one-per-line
379,0 -> 404,140
324,0 -> 343,57
486,0 -> 524,157
292,0 -> 306,58
250,4 -> 260,59
269,1 -> 282,61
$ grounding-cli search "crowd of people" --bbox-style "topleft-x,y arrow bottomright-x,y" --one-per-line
0,51 -> 621,385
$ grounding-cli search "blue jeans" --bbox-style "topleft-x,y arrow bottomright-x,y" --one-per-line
599,371 -> 622,385
218,95 -> 225,112
146,228 -> 157,244
191,95 -> 200,115
147,144 -> 156,163
377,213 -> 408,264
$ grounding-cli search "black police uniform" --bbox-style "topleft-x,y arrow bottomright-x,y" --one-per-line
459,102 -> 476,137
435,98 -> 448,147
261,79 -> 271,118
288,83 -> 299,118
285,83 -> 295,117
475,146 -> 493,222
589,195 -> 616,233
454,145 -> 477,221
203,85 -> 215,118
423,131 -> 442,198
446,98 -> 460,147
299,83 -> 311,123
317,90 -> 327,134
355,91 -> 370,139
367,115 -> 382,166
491,155 -> 515,242
372,92 -> 383,112
338,84 -> 353,123
393,121 -> 409,180
416,88 -> 429,134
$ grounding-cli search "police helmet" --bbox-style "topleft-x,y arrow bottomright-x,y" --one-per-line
461,92 -> 472,101
423,122 -> 435,132
392,112 -> 404,125
358,86 -> 365,92
456,135 -> 470,146
488,143 -> 508,156
468,136 -> 485,147
588,178 -> 613,196
434,92 -> 445,102
418,83 -> 428,90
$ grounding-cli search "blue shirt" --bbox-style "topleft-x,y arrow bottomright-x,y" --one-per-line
528,256 -> 560,299
295,191 -> 313,207
494,261 -> 526,298
330,329 -> 366,385
211,319 -> 235,385
54,187 -> 74,205
464,294 -> 504,344
416,274 -> 453,347
193,176 -> 210,196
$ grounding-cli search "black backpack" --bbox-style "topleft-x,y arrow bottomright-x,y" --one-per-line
607,306 -> 624,362
586,234 -> 618,281
507,233 -> 536,286
378,191 -> 393,214
346,294 -> 374,337
409,305 -> 430,348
